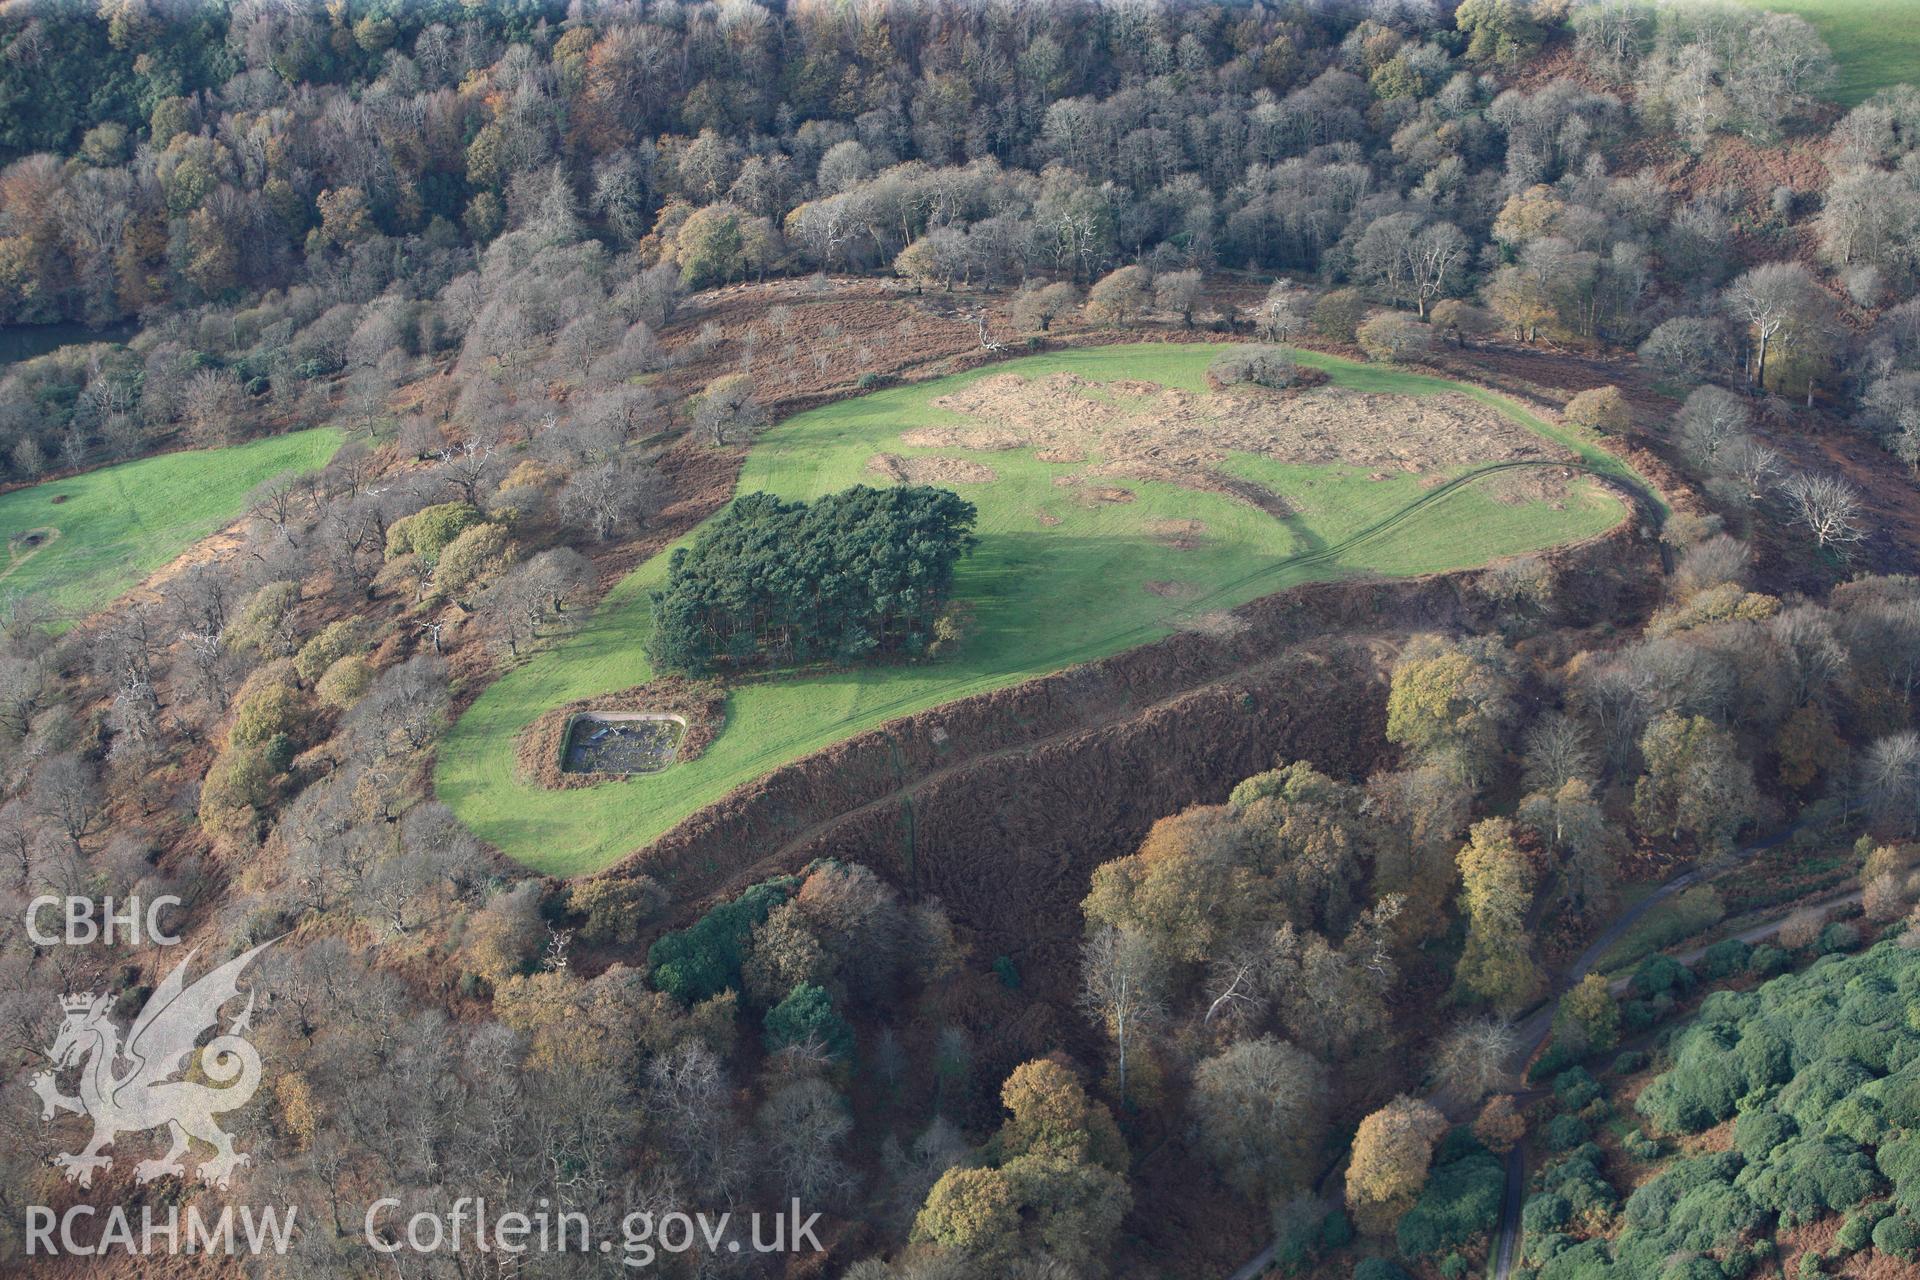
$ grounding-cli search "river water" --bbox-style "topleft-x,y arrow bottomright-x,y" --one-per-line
0,320 -> 137,369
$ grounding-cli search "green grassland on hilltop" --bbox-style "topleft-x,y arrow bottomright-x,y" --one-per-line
438,343 -> 1646,878
0,428 -> 344,626
1744,0 -> 1920,105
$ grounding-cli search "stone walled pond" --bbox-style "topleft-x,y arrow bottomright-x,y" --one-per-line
561,713 -> 687,775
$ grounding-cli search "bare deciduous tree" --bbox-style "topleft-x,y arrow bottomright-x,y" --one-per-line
32,755 -> 103,847
1189,1035 -> 1326,1198
1011,281 -> 1078,333
1674,385 -> 1748,468
1079,924 -> 1166,1099
1521,714 -> 1597,794
1724,262 -> 1820,391
0,656 -> 47,739
692,374 -> 766,446
249,476 -> 305,545
180,367 -> 244,445
644,1042 -> 747,1200
561,461 -> 662,542
1779,470 -> 1867,554
755,1076 -> 855,1205
1256,278 -> 1310,342
1722,436 -> 1784,502
348,655 -> 448,757
1860,732 -> 1920,836
436,440 -> 499,506
1674,533 -> 1751,597
1431,1016 -> 1518,1104
1152,268 -> 1204,327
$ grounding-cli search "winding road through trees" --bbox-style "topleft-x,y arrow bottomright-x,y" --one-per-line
1221,817 -> 1856,1280
1489,819 -> 1850,1280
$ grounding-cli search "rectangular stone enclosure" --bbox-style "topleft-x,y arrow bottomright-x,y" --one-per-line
561,712 -> 688,775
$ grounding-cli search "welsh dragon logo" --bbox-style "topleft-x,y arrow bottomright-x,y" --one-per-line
31,941 -> 273,1190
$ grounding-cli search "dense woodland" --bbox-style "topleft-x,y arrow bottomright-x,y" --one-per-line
2,2 -> 1920,1278
5,0 -> 1919,488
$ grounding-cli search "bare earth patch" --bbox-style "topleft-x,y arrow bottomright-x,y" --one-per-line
1482,466 -> 1574,506
867,452 -> 998,484
1,525 -> 60,585
1144,580 -> 1198,598
897,424 -> 1027,451
1173,609 -> 1250,637
1145,518 -> 1208,550
925,372 -> 1567,482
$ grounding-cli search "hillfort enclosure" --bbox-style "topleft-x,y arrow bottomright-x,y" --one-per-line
438,344 -> 1633,875
4,4 -> 1920,1280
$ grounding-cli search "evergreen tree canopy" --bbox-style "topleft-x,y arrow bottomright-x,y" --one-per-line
647,484 -> 977,674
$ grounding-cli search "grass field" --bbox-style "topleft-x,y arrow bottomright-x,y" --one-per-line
1743,1 -> 1920,105
1596,883 -> 1729,974
0,429 -> 344,624
438,345 -> 1643,877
